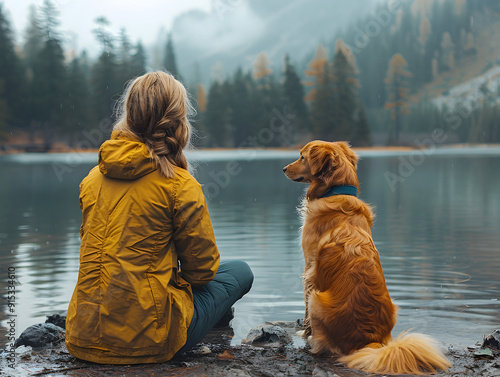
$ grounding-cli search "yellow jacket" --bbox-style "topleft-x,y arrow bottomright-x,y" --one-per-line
65,131 -> 220,364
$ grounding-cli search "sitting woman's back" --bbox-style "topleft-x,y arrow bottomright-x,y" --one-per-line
66,71 -> 253,364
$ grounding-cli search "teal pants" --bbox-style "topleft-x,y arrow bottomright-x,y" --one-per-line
175,260 -> 253,355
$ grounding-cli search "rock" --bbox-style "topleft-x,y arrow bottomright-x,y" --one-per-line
45,314 -> 66,330
312,366 -> 340,377
265,320 -> 298,329
483,329 -> 500,351
15,323 -> 65,348
193,345 -> 212,355
474,347 -> 494,359
242,322 -> 292,345
225,368 -> 252,377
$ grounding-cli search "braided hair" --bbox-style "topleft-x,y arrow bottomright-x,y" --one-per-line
113,71 -> 194,178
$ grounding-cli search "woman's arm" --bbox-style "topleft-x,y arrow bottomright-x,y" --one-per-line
172,175 -> 220,286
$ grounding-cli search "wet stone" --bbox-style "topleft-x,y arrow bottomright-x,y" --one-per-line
483,329 -> 500,351
242,322 -> 293,345
15,322 -> 65,348
45,314 -> 66,330
9,316 -> 500,377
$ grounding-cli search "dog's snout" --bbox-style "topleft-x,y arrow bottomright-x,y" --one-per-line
283,167 -> 287,173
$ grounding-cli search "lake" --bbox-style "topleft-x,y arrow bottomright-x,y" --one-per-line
1,146 -> 499,349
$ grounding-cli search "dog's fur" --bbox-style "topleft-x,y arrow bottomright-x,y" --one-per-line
283,140 -> 451,375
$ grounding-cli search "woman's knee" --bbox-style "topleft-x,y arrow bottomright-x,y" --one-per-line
219,260 -> 254,290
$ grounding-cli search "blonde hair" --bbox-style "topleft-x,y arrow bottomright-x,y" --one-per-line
113,71 -> 195,178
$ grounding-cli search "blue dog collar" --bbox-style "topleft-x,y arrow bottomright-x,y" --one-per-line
321,185 -> 358,198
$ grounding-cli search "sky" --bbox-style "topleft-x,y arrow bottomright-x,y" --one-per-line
3,0 -> 212,52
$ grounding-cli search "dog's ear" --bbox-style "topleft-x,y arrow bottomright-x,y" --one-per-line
336,142 -> 358,169
308,144 -> 336,176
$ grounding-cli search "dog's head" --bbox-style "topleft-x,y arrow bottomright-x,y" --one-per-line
283,140 -> 359,200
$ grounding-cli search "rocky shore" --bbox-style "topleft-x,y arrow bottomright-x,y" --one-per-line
1,315 -> 500,377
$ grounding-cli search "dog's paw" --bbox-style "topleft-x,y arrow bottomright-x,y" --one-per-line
296,330 -> 305,337
304,326 -> 312,337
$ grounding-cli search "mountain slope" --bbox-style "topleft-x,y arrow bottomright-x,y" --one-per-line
167,0 -> 378,84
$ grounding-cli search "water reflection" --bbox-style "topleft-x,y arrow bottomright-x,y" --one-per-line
0,149 -> 499,347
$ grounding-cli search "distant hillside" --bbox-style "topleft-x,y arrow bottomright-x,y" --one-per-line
165,0 -> 378,85
413,17 -> 500,108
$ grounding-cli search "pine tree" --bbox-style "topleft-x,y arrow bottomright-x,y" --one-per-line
464,31 -> 477,56
351,106 -> 371,147
129,41 -> 147,77
309,40 -> 371,145
231,68 -> 255,146
256,75 -> 285,147
22,4 -> 44,140
331,40 -> 359,141
418,17 -> 432,51
164,33 -> 181,79
204,81 -> 232,147
93,16 -> 114,53
282,55 -> 308,144
0,81 -> 7,140
23,5 -> 43,79
117,28 -> 132,85
0,3 -> 25,136
33,0 -> 67,143
384,54 -> 412,145
334,41 -> 371,146
418,16 -> 434,83
91,16 -> 120,133
440,32 -> 455,71
310,62 -> 335,140
65,56 -> 91,145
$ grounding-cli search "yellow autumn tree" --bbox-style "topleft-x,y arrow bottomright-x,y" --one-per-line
464,32 -> 476,55
385,53 -> 412,144
391,10 -> 404,34
304,44 -> 328,102
197,83 -> 207,112
441,32 -> 455,70
418,17 -> 431,53
253,52 -> 272,80
456,0 -> 466,15
411,0 -> 432,18
432,58 -> 439,80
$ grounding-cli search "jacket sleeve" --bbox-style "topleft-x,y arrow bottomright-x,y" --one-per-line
79,182 -> 85,239
173,175 -> 220,286
79,167 -> 99,240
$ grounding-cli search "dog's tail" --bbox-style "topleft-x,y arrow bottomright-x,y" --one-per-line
338,332 -> 451,375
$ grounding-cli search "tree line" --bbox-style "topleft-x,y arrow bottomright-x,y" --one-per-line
1,0 -> 500,149
335,0 -> 500,144
199,43 -> 371,148
0,0 -> 371,149
0,1 -> 151,147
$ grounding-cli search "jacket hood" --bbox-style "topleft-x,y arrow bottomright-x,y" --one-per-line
98,131 -> 156,180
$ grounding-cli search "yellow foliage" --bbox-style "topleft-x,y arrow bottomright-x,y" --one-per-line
385,54 -> 412,117
253,52 -> 273,80
197,83 -> 206,112
304,44 -> 328,101
418,17 -> 431,51
335,39 -> 357,74
456,0 -> 466,15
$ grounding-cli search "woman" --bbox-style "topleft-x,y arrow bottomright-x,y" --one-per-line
65,71 -> 253,364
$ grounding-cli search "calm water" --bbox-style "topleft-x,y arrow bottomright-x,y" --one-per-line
0,147 -> 500,349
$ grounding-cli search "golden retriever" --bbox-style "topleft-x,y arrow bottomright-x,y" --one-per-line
283,140 -> 451,375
